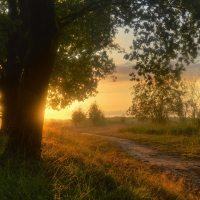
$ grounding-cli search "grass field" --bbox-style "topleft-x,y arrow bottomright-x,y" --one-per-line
65,118 -> 200,160
0,119 -> 199,199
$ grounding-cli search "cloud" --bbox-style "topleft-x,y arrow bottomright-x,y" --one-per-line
114,60 -> 200,80
114,63 -> 133,82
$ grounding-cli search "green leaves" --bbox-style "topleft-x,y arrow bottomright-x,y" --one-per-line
48,47 -> 116,109
48,1 -> 119,109
125,1 -> 200,82
127,76 -> 184,124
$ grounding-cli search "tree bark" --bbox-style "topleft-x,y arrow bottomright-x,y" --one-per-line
2,0 -> 59,159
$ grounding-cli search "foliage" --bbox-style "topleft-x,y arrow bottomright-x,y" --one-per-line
125,0 -> 200,83
88,101 -> 105,126
2,1 -> 200,109
1,1 -> 200,109
71,107 -> 86,125
127,77 -> 184,124
47,2 -> 118,109
49,0 -> 200,108
181,76 -> 200,120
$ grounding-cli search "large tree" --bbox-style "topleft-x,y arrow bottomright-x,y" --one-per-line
127,77 -> 184,124
0,0 -> 200,159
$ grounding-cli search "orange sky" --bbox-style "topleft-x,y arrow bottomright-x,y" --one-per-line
45,78 -> 133,119
45,29 -> 200,119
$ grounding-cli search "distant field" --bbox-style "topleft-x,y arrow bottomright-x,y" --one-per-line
47,118 -> 200,159
0,118 -> 199,199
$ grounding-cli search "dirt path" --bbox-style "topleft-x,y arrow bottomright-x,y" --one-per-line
85,134 -> 200,194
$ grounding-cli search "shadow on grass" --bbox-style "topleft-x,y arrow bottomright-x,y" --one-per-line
0,156 -> 54,200
43,156 -> 140,200
0,153 -> 139,200
0,128 -> 191,200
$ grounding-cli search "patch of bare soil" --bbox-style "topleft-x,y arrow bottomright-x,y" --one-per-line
86,134 -> 200,195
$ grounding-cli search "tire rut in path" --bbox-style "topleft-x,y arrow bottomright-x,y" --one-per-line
85,134 -> 200,194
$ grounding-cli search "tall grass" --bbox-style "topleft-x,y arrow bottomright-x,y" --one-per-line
0,122 -> 198,199
120,122 -> 199,136
42,125 -> 194,199
0,135 -> 7,155
0,161 -> 53,199
78,119 -> 200,159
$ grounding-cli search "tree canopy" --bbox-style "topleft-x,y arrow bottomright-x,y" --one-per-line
126,0 -> 200,83
48,1 -> 119,109
127,76 -> 184,124
2,0 -> 200,110
43,0 -> 200,107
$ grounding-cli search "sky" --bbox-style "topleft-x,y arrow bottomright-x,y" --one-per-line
44,29 -> 200,119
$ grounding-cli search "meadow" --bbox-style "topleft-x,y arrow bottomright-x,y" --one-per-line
0,118 -> 199,199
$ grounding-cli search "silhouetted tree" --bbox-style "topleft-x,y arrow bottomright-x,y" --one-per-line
0,0 -> 200,158
127,77 -> 184,124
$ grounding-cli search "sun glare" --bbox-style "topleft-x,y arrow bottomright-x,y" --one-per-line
44,100 -> 88,119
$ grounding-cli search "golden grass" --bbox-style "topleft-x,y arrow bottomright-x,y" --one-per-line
41,122 -> 199,199
58,120 -> 200,159
0,120 -> 199,199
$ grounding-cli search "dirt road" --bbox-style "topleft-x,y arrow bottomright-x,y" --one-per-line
86,134 -> 200,194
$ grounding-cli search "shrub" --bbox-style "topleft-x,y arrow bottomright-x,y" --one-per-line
120,114 -> 127,124
71,107 -> 86,126
88,101 -> 105,126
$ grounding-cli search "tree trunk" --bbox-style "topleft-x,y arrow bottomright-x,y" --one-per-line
5,54 -> 57,159
2,0 -> 59,159
1,62 -> 22,133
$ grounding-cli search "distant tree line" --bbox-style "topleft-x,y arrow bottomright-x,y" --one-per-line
127,75 -> 200,124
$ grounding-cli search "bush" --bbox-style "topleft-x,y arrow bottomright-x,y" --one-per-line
120,114 -> 127,124
71,107 -> 86,126
88,102 -> 105,126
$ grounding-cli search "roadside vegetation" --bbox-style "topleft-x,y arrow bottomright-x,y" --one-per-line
0,120 -> 198,199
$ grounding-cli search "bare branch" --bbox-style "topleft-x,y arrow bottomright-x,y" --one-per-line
60,0 -> 143,27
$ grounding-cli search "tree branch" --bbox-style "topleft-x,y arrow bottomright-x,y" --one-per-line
60,0 -> 142,28
60,0 -> 109,27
